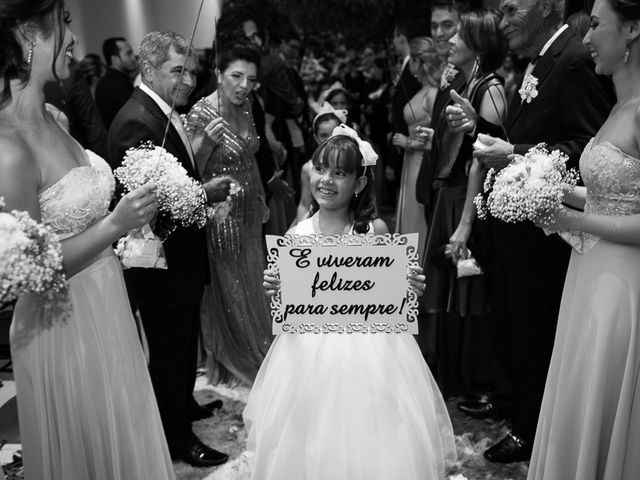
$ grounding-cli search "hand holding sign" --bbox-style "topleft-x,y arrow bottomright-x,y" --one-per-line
262,268 -> 280,297
407,266 -> 426,297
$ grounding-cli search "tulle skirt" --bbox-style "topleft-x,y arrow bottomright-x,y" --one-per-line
244,333 -> 456,480
10,253 -> 174,480
528,240 -> 640,480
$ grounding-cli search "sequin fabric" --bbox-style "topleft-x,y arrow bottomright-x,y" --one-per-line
185,97 -> 272,385
39,151 -> 115,240
186,97 -> 268,255
581,139 -> 640,216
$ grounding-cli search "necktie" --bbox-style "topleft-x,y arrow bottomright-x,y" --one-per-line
169,111 -> 195,170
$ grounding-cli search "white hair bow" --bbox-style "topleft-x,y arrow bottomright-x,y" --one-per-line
331,124 -> 378,168
313,102 -> 348,125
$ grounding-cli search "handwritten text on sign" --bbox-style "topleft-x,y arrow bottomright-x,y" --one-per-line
265,233 -> 419,334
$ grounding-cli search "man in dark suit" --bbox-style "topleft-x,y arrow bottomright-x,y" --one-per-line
44,62 -> 108,158
386,20 -> 423,203
108,31 -> 232,468
454,0 -> 614,463
96,37 -> 136,129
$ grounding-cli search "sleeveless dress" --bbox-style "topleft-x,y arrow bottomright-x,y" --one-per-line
10,151 -> 175,480
243,217 -> 456,480
527,139 -> 640,480
395,90 -> 431,262
186,98 -> 272,385
421,74 -> 503,398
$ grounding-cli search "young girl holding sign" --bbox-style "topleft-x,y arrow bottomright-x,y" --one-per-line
245,125 -> 456,480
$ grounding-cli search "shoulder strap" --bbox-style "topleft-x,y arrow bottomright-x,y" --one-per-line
469,73 -> 504,111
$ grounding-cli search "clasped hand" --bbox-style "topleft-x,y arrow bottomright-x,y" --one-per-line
202,176 -> 234,203
472,133 -> 514,170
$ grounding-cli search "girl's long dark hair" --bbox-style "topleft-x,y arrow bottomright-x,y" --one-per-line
309,135 -> 376,234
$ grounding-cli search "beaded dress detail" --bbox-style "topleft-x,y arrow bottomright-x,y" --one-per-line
529,139 -> 640,480
186,97 -> 272,385
10,151 -> 175,480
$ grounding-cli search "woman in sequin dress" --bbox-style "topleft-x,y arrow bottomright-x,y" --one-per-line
186,39 -> 271,386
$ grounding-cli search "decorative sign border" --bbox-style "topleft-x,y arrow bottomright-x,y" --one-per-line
266,233 -> 419,334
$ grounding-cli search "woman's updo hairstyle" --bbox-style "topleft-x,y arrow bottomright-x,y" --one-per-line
214,30 -> 261,74
409,37 -> 443,87
0,0 -> 66,107
607,0 -> 640,21
458,9 -> 508,74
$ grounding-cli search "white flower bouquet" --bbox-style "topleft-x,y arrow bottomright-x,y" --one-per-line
474,144 -> 579,226
114,141 -> 209,268
0,197 -> 65,307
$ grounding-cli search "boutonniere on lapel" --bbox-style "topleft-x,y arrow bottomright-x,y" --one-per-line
519,74 -> 539,104
179,113 -> 187,128
440,64 -> 457,90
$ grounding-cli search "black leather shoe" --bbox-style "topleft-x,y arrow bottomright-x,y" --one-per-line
189,399 -> 223,421
484,432 -> 532,463
178,441 -> 228,467
457,400 -> 503,420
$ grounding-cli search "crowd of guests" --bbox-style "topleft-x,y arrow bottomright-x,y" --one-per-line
2,0 -> 640,478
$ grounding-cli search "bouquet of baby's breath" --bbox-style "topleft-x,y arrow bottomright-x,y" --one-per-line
113,141 -> 209,268
474,144 -> 579,226
114,141 -> 208,232
0,197 -> 66,308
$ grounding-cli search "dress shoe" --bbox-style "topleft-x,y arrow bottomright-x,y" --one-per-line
484,432 -> 532,463
457,400 -> 503,420
189,399 -> 223,421
177,441 -> 228,467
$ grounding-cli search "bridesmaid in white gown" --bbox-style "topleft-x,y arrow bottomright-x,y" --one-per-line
0,2 -> 174,479
392,37 -> 441,261
529,0 -> 640,478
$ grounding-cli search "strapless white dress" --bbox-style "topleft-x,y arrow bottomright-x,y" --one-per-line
10,151 -> 175,480
528,140 -> 640,480
242,217 -> 456,480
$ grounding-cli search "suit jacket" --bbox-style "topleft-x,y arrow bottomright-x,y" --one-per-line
415,66 -> 466,211
492,28 -> 614,269
96,68 -> 134,129
388,60 -> 422,172
107,87 -> 208,309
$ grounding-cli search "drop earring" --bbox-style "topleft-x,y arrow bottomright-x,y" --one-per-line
26,41 -> 35,74
624,43 -> 630,64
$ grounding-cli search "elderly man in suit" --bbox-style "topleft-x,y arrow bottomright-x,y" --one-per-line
108,31 -> 232,468
450,0 -> 614,463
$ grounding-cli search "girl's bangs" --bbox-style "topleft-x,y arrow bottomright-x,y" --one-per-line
313,137 -> 361,173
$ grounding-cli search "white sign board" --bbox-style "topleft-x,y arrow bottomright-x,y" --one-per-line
265,233 -> 419,334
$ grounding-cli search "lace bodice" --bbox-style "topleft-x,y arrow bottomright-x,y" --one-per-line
38,151 -> 115,240
581,139 -> 640,216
